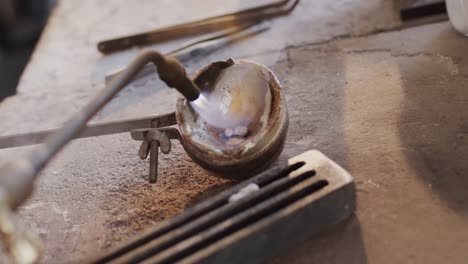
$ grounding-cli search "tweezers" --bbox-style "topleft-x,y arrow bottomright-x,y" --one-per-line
97,0 -> 299,53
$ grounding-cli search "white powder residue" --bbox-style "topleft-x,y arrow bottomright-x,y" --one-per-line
229,183 -> 260,203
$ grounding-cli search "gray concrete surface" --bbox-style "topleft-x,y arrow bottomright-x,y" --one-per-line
0,0 -> 467,263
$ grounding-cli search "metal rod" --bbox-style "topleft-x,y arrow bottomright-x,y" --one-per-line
164,22 -> 262,57
149,141 -> 159,184
0,50 -> 199,209
0,112 -> 177,149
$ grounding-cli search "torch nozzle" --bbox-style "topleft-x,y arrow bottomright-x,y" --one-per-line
156,56 -> 200,101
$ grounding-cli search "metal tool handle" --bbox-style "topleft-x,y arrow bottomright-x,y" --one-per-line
0,50 -> 200,209
97,21 -> 254,53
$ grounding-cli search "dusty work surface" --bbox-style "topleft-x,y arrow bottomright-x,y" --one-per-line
0,0 -> 467,263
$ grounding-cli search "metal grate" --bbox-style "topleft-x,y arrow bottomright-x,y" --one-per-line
92,150 -> 355,264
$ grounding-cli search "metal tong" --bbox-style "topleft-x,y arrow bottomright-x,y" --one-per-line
97,0 -> 300,53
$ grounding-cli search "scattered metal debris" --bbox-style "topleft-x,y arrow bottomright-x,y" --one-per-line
224,128 -> 234,137
234,126 -> 248,137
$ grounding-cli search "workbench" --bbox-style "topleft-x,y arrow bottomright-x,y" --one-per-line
0,0 -> 467,263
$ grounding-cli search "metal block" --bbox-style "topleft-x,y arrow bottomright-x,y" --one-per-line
92,150 -> 355,264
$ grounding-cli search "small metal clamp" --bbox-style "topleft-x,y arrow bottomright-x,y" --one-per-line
130,127 -> 181,183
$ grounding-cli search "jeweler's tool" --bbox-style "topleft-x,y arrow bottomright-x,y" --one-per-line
97,0 -> 299,53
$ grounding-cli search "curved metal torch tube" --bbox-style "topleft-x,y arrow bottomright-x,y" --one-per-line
0,50 -> 200,209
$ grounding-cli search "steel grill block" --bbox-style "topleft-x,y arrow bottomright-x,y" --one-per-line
92,150 -> 355,264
